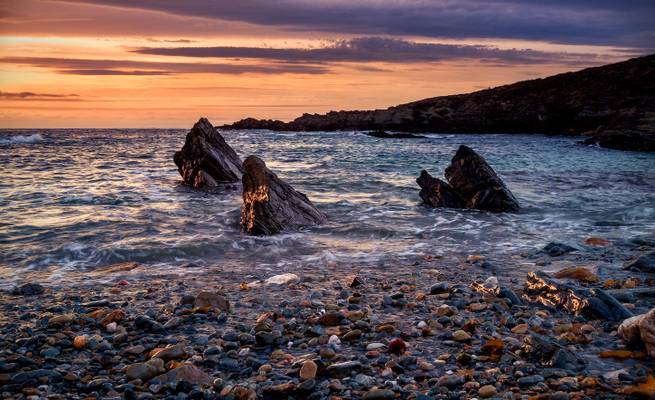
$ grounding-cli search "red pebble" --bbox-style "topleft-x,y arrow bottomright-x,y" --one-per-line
388,338 -> 407,355
117,280 -> 129,286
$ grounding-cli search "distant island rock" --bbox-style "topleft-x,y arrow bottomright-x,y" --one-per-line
418,145 -> 520,212
364,130 -> 427,139
223,55 -> 655,152
174,118 -> 243,189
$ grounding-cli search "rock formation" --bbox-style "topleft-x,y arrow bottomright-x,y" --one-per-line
173,118 -> 243,189
241,156 -> 326,235
365,130 -> 427,139
416,170 -> 464,208
224,55 -> 655,152
417,145 -> 519,212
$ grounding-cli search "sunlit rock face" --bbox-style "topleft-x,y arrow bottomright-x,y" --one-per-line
173,117 -> 243,189
240,155 -> 326,235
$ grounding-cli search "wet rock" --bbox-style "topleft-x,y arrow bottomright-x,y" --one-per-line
299,360 -> 317,380
134,315 -> 164,332
388,338 -> 407,355
194,291 -> 230,311
444,145 -> 520,212
478,385 -> 497,398
261,382 -> 296,398
11,369 -> 62,383
623,251 -> 655,273
523,271 -> 633,320
173,117 -> 243,188
429,282 -> 450,295
73,335 -> 86,349
518,375 -> 545,387
363,388 -> 396,400
326,361 -> 362,378
11,283 -> 44,296
155,364 -> 210,386
437,374 -> 464,388
264,273 -> 300,285
541,242 -> 577,257
318,311 -> 344,326
452,330 -> 471,342
417,170 -> 464,208
522,334 -> 585,372
126,362 -> 160,382
48,314 -> 75,326
240,155 -> 326,235
152,343 -> 187,361
618,307 -> 655,357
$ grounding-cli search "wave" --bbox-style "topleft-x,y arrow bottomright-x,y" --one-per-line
0,134 -> 44,145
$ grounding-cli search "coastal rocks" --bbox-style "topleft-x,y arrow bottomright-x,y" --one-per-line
126,359 -> 163,382
365,130 -> 427,139
416,170 -> 464,208
418,145 -> 519,212
173,117 -> 243,189
240,155 -> 326,235
524,271 -> 633,320
444,145 -> 520,212
155,364 -> 210,386
624,251 -> 655,273
618,308 -> 655,357
581,130 -> 655,152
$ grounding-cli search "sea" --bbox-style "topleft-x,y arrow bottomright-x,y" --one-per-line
1,129 -> 654,287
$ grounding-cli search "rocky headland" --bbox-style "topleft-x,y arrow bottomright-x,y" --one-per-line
224,54 -> 655,152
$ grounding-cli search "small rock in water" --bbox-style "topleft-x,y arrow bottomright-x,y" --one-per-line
541,242 -> 577,257
618,307 -> 655,357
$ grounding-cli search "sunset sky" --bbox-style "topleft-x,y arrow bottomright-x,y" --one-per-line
1,0 -> 653,128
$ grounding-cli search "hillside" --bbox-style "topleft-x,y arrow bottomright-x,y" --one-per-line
225,54 -> 655,151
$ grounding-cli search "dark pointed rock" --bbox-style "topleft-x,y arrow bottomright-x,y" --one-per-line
241,156 -> 326,235
444,145 -> 520,212
173,118 -> 243,189
417,170 -> 465,208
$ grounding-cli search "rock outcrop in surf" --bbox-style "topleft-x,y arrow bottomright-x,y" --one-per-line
241,156 -> 326,235
174,118 -> 243,189
417,145 -> 520,212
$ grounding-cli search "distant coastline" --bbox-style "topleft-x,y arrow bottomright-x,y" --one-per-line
224,54 -> 655,152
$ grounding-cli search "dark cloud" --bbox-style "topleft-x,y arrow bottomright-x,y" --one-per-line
0,90 -> 81,100
59,0 -> 655,48
134,37 -> 603,66
0,56 -> 328,75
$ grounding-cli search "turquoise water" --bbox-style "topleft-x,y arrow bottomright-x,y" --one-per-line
1,129 -> 654,286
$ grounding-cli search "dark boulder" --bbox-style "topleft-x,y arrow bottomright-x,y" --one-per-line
241,156 -> 326,235
624,251 -> 655,273
416,170 -> 464,208
444,145 -> 520,212
173,118 -> 243,189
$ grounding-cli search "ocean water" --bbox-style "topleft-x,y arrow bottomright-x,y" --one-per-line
1,129 -> 654,287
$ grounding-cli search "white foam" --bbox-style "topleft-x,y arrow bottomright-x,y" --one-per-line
0,134 -> 44,145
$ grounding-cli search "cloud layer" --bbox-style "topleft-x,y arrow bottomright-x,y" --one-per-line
134,37 -> 602,66
0,56 -> 328,75
56,0 -> 655,48
0,91 -> 81,100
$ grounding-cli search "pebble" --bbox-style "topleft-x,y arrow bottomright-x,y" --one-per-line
452,330 -> 471,342
299,360 -> 317,380
362,388 -> 395,400
478,384 -> 497,398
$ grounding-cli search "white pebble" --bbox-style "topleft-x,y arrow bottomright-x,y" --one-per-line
287,341 -> 293,348
106,322 -> 117,333
238,348 -> 250,357
417,321 -> 428,328
328,335 -> 341,346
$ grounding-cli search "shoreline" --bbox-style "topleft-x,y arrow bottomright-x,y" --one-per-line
2,237 -> 654,399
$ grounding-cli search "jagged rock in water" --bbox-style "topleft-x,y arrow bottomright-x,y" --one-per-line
523,271 -> 633,321
416,170 -> 464,208
241,156 -> 326,235
444,145 -> 520,212
173,118 -> 243,189
618,307 -> 655,357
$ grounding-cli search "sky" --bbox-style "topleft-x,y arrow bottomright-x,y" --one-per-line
1,0 -> 653,128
